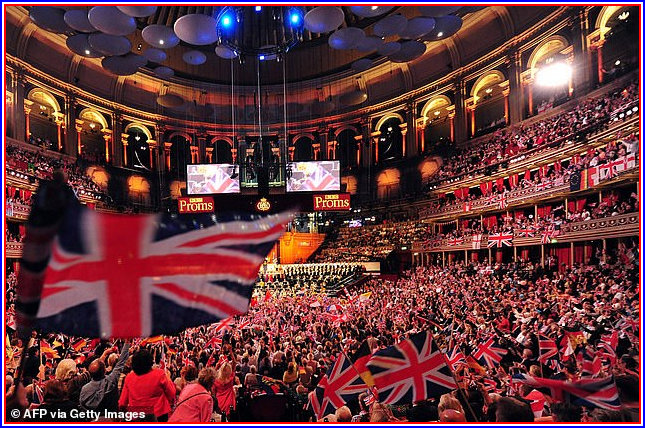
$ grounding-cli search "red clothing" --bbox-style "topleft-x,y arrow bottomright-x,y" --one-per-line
119,369 -> 175,418
496,317 -> 510,333
212,378 -> 235,415
168,383 -> 213,423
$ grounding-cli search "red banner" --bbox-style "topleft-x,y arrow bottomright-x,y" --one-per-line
312,193 -> 351,211
178,196 -> 215,213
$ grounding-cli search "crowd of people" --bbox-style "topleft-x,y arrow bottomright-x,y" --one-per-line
6,144 -> 105,201
5,242 -> 639,422
431,81 -> 638,185
257,264 -> 365,295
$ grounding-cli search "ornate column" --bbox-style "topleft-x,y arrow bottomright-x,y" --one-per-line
154,123 -> 165,171
205,147 -> 213,163
415,117 -> 426,153
571,8 -> 592,95
54,114 -> 65,152
503,88 -> 510,124
403,102 -> 416,158
327,139 -> 337,160
23,100 -> 33,141
164,142 -> 172,170
288,146 -> 295,161
122,133 -> 129,166
448,112 -> 455,142
231,148 -> 237,164
453,79 -> 468,143
469,106 -> 476,137
312,143 -> 321,160
506,49 -> 523,124
101,129 -> 112,163
197,133 -> 207,164
14,70 -> 27,141
370,131 -> 381,164
75,119 -> 83,156
65,95 -> 77,156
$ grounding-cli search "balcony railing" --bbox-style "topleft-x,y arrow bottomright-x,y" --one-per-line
412,212 -> 638,252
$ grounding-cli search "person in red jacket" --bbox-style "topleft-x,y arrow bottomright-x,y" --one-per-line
212,357 -> 237,420
118,349 -> 175,421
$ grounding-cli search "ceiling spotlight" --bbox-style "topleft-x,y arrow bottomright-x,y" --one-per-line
159,39 -> 164,45
618,11 -> 629,20
255,6 -> 262,12
84,49 -> 91,55
615,60 -> 621,66
259,54 -> 265,60
222,15 -> 232,27
387,126 -> 393,132
89,122 -> 95,129
434,111 -> 440,116
135,135 -> 141,141
371,6 -> 379,11
437,32 -> 444,37
288,8 -> 303,26
485,88 -> 493,94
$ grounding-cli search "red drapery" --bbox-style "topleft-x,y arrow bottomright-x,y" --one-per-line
537,206 -> 552,218
484,215 -> 498,229
496,178 -> 505,191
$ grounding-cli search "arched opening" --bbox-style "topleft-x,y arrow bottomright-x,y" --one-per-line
169,134 -> 192,178
293,137 -> 314,161
126,126 -> 151,170
597,6 -> 638,81
378,117 -> 403,162
26,88 -> 60,150
421,95 -> 453,153
470,70 -> 506,137
210,140 -> 233,164
79,109 -> 109,164
337,129 -> 358,168
526,36 -> 571,115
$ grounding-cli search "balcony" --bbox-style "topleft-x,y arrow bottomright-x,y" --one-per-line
413,212 -> 638,252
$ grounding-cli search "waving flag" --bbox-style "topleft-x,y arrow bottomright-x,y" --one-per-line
471,234 -> 482,249
598,330 -> 618,364
40,339 -> 60,359
578,347 -> 602,378
473,337 -> 508,367
511,374 -> 620,411
516,227 -> 536,237
19,201 -> 291,339
307,351 -> 367,419
487,233 -> 513,247
446,347 -> 466,371
367,331 -> 457,405
538,335 -> 558,363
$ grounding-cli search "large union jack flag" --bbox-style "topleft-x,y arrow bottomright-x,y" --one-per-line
366,331 -> 457,405
473,337 -> 508,367
23,204 -> 290,338
487,233 -> 513,247
308,352 -> 368,419
511,374 -> 620,411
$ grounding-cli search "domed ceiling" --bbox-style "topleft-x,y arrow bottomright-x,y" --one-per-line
25,5 -> 484,85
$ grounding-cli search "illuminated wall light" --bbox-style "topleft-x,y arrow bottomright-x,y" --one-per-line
255,6 -> 262,12
535,62 -> 572,87
159,39 -> 164,45
437,32 -> 444,37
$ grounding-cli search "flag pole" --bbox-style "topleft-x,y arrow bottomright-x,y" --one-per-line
430,329 -> 480,422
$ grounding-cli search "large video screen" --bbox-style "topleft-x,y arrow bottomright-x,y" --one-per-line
186,164 -> 240,194
286,161 -> 341,192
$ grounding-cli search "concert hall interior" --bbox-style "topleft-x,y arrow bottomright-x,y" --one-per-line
3,4 -> 642,424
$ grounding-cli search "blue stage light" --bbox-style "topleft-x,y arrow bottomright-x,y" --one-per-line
288,9 -> 302,26
255,6 -> 262,12
221,14 -> 233,28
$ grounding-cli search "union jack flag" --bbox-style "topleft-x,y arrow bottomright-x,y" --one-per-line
578,346 -> 602,378
537,335 -> 558,363
366,331 -> 457,405
447,237 -> 464,246
23,203 -> 290,338
511,374 -> 620,411
473,337 -> 507,367
516,227 -> 536,237
541,225 -> 560,244
598,330 -> 618,364
487,233 -> 513,247
308,351 -> 368,419
446,346 -> 466,371
498,193 -> 508,210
